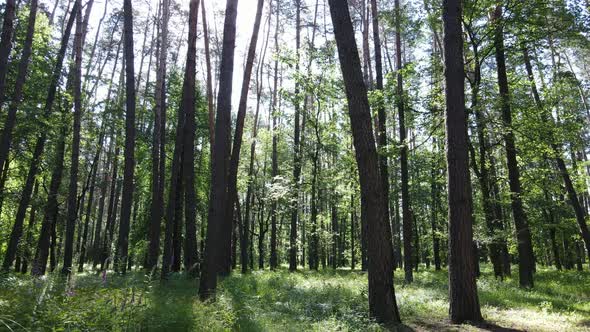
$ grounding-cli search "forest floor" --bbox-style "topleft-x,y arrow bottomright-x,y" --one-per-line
0,265 -> 588,331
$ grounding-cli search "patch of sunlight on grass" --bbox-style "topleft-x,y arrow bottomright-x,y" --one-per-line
1,265 -> 589,331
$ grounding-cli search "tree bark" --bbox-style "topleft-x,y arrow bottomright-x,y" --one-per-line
443,0 -> 483,322
147,0 -> 170,272
181,0 -> 201,277
0,0 -> 15,107
289,0 -> 301,272
116,0 -> 137,274
328,0 -> 401,324
199,0 -> 239,299
225,0 -> 265,269
392,0 -> 412,283
493,5 -> 535,288
62,0 -> 84,275
370,0 -> 393,277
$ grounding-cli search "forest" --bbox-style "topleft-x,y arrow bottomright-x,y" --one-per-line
0,0 -> 589,330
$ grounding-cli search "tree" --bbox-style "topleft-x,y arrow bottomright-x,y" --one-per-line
62,0 -> 84,275
442,0 -> 483,323
492,5 -> 535,288
226,0 -> 265,270
328,0 -> 401,324
181,0 -> 201,277
147,0 -> 171,272
200,0 -> 239,299
116,0 -> 137,273
289,0 -> 301,272
0,0 -> 15,108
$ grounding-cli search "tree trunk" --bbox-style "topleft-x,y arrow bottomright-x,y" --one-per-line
0,0 -> 15,107
443,0 -> 483,322
393,0 -> 413,284
370,0 -> 392,276
493,5 -> 535,288
328,0 -> 401,324
289,0 -> 301,272
147,0 -> 171,272
199,0 -> 239,299
225,0 -> 265,269
116,0 -> 137,274
181,0 -> 201,277
62,1 -> 83,275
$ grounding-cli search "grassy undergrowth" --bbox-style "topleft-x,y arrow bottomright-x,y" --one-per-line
0,265 -> 588,331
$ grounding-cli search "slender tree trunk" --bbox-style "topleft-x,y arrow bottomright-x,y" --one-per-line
289,0 -> 301,272
181,0 -> 201,277
370,0 -> 392,276
443,0 -> 483,322
0,0 -> 16,107
328,0 -> 401,323
199,0 -> 239,298
392,0 -> 413,283
225,0 -> 265,269
202,0 -> 215,157
493,5 -> 535,288
116,0 -> 137,274
147,0 -> 170,272
62,1 -> 83,275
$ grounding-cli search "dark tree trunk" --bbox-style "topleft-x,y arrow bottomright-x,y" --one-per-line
493,5 -> 535,288
225,0 -> 265,269
289,0 -> 301,272
328,0 -> 401,324
0,0 -> 15,107
147,0 -> 170,272
116,0 -> 137,274
62,1 -> 83,275
199,0 -> 239,299
443,0 -> 483,323
2,0 -> 78,272
393,0 -> 413,284
181,0 -> 201,277
0,0 -> 38,179
370,0 -> 392,277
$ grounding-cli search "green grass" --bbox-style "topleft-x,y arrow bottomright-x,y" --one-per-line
0,265 -> 588,331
